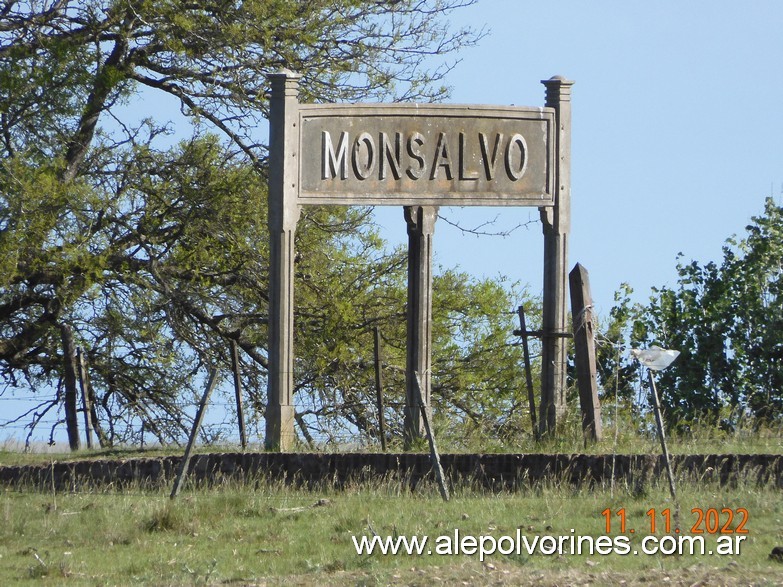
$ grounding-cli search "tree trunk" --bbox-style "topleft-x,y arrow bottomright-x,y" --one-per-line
60,323 -> 81,451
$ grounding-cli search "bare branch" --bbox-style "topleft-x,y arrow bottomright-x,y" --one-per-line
437,212 -> 537,237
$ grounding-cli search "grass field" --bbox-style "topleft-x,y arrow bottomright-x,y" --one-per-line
2,421 -> 782,585
1,470 -> 782,585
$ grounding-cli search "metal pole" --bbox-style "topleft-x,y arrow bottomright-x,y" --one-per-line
415,372 -> 449,502
516,305 -> 539,441
648,369 -> 677,500
171,368 -> 219,500
230,341 -> 247,450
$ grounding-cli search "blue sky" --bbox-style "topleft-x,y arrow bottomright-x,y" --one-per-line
376,0 -> 783,318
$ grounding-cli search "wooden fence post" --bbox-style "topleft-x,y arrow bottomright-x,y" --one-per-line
373,327 -> 387,452
568,263 -> 603,442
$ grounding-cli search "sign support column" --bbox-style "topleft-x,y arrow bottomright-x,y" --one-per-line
404,205 -> 438,448
266,70 -> 301,451
539,76 -> 574,437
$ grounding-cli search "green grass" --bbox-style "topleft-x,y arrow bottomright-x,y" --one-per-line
2,423 -> 781,583
431,414 -> 783,456
1,473 -> 782,585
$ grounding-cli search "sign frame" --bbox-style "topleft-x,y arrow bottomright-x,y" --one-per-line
296,103 -> 557,207
265,70 -> 573,451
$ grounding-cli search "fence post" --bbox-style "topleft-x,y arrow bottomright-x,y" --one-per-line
373,326 -> 387,451
76,347 -> 94,449
569,263 -> 603,442
230,341 -> 247,450
516,305 -> 539,441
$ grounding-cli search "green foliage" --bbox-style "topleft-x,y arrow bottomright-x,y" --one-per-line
432,274 -> 533,446
282,207 -> 534,444
1,477 -> 781,584
0,1 -> 538,448
604,198 -> 783,430
595,283 -> 645,406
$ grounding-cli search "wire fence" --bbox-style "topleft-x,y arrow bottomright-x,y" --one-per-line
0,388 -> 387,452
0,303 -> 618,455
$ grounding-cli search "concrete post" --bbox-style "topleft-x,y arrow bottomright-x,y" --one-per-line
404,205 -> 438,448
266,70 -> 301,451
538,76 -> 574,437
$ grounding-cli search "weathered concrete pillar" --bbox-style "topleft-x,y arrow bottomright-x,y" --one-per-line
538,76 -> 574,437
404,205 -> 438,448
266,70 -> 301,451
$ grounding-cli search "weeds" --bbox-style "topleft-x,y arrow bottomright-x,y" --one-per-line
1,427 -> 781,584
0,472 -> 781,585
143,503 -> 189,533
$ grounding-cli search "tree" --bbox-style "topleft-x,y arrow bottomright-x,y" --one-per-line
602,198 -> 783,431
1,1 -> 541,448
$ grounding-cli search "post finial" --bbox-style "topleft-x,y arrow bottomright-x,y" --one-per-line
268,70 -> 302,100
541,76 -> 575,107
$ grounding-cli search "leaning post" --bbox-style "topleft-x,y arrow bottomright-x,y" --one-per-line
648,370 -> 677,500
538,76 -> 574,437
569,263 -> 603,442
171,368 -> 219,499
265,70 -> 301,451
